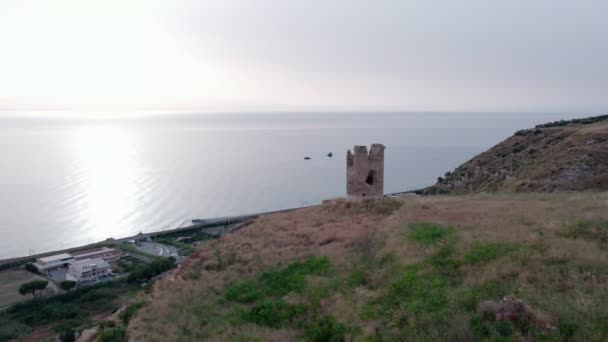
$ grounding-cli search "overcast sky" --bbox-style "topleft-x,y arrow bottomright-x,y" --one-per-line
0,0 -> 607,114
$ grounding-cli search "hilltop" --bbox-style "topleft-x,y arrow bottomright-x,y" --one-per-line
128,193 -> 608,341
424,115 -> 608,194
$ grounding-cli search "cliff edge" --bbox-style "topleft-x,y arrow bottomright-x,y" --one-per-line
424,115 -> 608,194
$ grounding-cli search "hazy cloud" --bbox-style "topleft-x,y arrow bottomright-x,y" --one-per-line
0,0 -> 607,113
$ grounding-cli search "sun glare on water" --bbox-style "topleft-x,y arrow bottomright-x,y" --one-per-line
70,124 -> 140,240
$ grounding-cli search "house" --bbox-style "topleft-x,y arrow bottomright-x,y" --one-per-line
32,247 -> 122,276
66,258 -> 112,282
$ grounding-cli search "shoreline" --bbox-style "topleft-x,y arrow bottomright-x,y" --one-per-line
0,190 -> 422,266
0,206 -> 305,266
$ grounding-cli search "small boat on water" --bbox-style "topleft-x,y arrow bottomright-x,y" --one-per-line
304,157 -> 311,160
327,152 -> 333,157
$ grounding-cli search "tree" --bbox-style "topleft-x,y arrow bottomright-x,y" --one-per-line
59,280 -> 77,291
18,280 -> 48,298
24,263 -> 40,274
127,257 -> 176,283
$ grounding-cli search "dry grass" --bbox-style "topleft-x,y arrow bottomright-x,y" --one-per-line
0,269 -> 41,308
128,192 -> 608,341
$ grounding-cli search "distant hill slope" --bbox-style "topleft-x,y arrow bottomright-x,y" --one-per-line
424,115 -> 608,194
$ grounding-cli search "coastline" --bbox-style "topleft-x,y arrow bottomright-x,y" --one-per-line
0,206 -> 305,266
0,190 -> 423,266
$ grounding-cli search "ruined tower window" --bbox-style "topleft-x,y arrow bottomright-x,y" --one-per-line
365,170 -> 375,185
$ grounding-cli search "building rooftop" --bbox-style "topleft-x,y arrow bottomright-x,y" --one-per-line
38,253 -> 74,264
72,247 -> 122,261
70,258 -> 110,274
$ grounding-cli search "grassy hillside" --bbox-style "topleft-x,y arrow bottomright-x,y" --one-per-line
424,115 -> 608,194
128,193 -> 608,341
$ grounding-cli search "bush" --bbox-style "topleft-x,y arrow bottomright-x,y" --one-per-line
120,301 -> 145,324
464,243 -> 517,264
224,280 -> 263,303
97,325 -> 126,342
384,266 -> 448,315
243,299 -> 305,328
24,263 -> 39,274
18,280 -> 48,297
407,222 -> 455,246
0,315 -> 30,341
260,256 -> 330,296
58,329 -> 76,342
60,280 -> 77,291
127,257 -> 176,283
305,315 -> 348,342
426,246 -> 462,285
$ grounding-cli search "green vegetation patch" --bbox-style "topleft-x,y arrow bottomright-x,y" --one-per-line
243,299 -> 305,328
224,280 -> 263,303
97,323 -> 126,342
0,313 -> 31,341
382,266 -> 449,318
425,246 -> 463,285
464,242 -> 518,264
223,256 -> 331,301
120,301 -> 145,324
407,222 -> 455,246
2,280 -> 138,341
127,256 -> 176,283
304,315 -> 349,342
260,256 -> 330,296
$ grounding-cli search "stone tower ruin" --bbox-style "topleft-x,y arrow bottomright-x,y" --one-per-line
346,144 -> 385,200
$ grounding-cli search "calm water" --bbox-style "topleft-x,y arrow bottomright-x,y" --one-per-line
0,112 -> 584,259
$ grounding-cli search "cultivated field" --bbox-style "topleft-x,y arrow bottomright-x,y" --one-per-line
0,269 -> 40,308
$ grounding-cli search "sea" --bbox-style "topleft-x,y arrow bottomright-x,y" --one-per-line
0,112 -> 588,259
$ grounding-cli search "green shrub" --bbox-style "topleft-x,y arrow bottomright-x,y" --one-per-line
347,269 -> 370,288
0,314 -> 30,341
464,243 -> 517,264
18,279 -> 48,297
8,281 -> 126,327
305,315 -> 348,342
97,325 -> 126,342
127,257 -> 176,283
24,263 -> 39,274
59,280 -> 77,291
407,222 -> 455,246
426,246 -> 462,285
243,299 -> 305,328
120,301 -> 145,324
377,265 -> 449,331
224,280 -> 263,303
58,329 -> 76,342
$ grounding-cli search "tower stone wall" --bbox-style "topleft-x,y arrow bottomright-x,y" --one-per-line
346,144 -> 385,200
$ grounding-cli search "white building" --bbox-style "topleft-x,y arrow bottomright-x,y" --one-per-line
34,253 -> 75,274
66,258 -> 112,282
